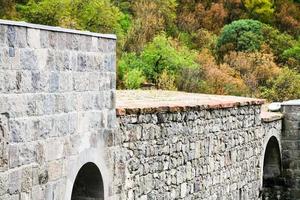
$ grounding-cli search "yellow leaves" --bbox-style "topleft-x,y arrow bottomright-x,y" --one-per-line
157,70 -> 177,91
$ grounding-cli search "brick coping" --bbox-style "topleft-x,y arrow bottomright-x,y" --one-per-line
0,19 -> 116,39
116,90 -> 265,116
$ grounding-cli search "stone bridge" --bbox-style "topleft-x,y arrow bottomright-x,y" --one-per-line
0,20 -> 299,200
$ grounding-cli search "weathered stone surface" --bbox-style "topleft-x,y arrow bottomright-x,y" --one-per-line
281,102 -> 300,199
0,20 -> 116,200
114,99 -> 283,199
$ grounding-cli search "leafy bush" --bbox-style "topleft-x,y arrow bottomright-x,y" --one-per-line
124,0 -> 177,52
118,52 -> 144,86
261,24 -> 296,61
192,29 -> 217,50
261,67 -> 300,101
216,19 -> 264,58
176,67 -> 204,93
224,51 -> 280,96
197,49 -> 249,96
157,69 -> 177,90
0,0 -> 17,19
140,33 -> 198,82
17,0 -> 68,26
282,42 -> 300,71
119,34 -> 198,88
18,0 -> 125,37
124,68 -> 145,89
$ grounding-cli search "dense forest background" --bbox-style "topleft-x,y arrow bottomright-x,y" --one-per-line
1,0 -> 300,101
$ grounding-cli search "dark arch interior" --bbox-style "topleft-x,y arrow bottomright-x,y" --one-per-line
71,162 -> 104,200
263,136 -> 282,187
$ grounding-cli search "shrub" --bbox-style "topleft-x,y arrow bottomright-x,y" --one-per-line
282,43 -> 300,72
192,29 -> 217,50
176,67 -> 204,93
119,34 -> 198,88
197,49 -> 249,96
124,0 -> 177,52
18,0 -> 125,36
17,0 -> 68,26
261,67 -> 300,101
118,52 -> 144,86
140,33 -> 198,82
261,24 -> 296,61
224,51 -> 280,96
157,69 -> 177,90
124,68 -> 145,89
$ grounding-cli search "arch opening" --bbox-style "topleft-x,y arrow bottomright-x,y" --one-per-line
262,136 -> 286,200
263,136 -> 282,187
71,162 -> 104,200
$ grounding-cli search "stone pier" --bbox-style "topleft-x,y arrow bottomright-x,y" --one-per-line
281,100 -> 300,199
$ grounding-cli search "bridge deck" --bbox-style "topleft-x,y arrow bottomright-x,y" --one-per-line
116,90 -> 265,116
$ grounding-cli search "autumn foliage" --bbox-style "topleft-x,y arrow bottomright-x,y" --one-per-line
1,0 -> 300,101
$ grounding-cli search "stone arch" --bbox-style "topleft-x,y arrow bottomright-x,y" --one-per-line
262,136 -> 282,187
71,162 -> 104,200
64,141 -> 110,200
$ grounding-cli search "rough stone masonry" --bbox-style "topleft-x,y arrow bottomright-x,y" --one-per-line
0,20 -> 297,200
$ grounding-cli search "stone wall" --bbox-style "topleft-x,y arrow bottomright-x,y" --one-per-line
112,104 -> 282,200
0,20 -> 116,200
281,101 -> 300,199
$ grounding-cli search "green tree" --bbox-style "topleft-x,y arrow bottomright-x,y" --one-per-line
216,19 -> 264,58
282,42 -> 300,71
17,0 -> 68,26
242,0 -> 274,23
17,0 -> 125,37
140,33 -> 197,82
261,24 -> 296,61
124,68 -> 145,89
119,34 -> 198,88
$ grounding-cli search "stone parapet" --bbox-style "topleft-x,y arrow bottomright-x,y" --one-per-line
116,90 -> 265,116
112,92 -> 282,199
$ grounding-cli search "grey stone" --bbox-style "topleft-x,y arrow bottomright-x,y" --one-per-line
7,26 -> 16,47
20,49 -> 37,70
8,170 -> 21,194
49,72 -> 59,92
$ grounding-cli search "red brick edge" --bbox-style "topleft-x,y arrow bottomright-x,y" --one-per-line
116,99 -> 265,116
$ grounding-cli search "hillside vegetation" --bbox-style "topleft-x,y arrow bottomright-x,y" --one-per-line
1,0 -> 300,101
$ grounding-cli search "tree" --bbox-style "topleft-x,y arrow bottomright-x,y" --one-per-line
282,42 -> 300,72
261,67 -> 300,101
124,0 -> 177,52
119,34 -> 198,88
275,1 -> 300,36
0,0 -> 17,19
261,24 -> 296,62
216,19 -> 264,58
17,0 -> 125,36
176,1 -> 228,33
223,51 -> 280,96
242,0 -> 274,23
197,49 -> 249,96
